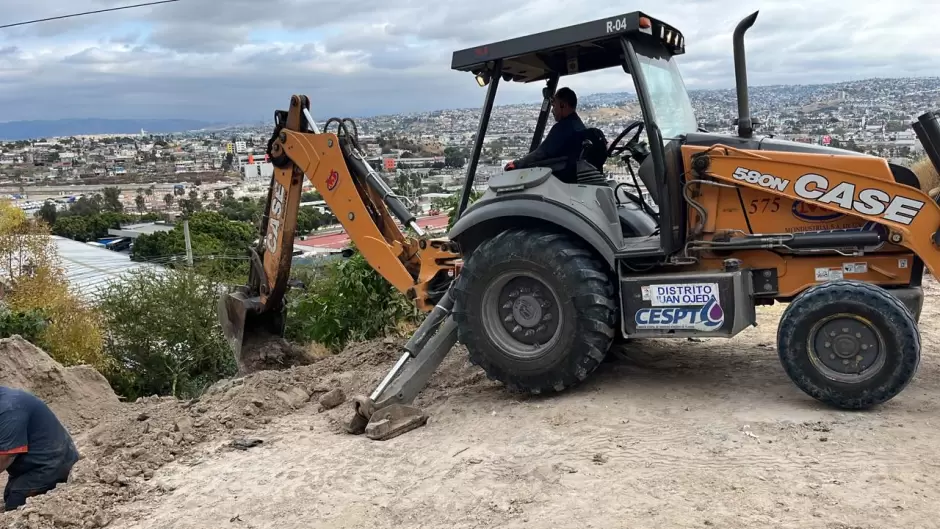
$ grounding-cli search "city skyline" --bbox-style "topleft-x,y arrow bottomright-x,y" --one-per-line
2,0 -> 939,122
0,74 -> 938,133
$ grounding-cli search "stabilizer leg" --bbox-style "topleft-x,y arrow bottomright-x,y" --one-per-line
345,289 -> 458,440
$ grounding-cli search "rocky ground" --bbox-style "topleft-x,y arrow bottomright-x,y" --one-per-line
3,280 -> 940,529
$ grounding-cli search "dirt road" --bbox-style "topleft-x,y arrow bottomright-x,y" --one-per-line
98,285 -> 940,529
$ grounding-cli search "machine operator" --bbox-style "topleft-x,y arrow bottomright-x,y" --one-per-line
504,87 -> 585,170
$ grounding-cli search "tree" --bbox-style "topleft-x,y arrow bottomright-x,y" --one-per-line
51,212 -> 129,242
36,203 -> 58,225
69,195 -> 102,217
164,193 -> 174,208
409,172 -> 422,195
444,146 -> 467,168
0,200 -> 108,372
131,211 -> 255,282
301,190 -> 322,202
135,194 -> 146,213
102,187 -> 124,213
178,198 -> 203,217
297,206 -> 327,234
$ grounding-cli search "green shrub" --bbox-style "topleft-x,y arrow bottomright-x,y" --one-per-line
0,307 -> 48,342
96,267 -> 236,400
285,252 -> 420,351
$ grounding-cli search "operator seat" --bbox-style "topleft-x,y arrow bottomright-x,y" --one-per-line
544,127 -> 609,186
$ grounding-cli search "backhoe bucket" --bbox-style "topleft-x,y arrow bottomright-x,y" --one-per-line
218,289 -> 286,375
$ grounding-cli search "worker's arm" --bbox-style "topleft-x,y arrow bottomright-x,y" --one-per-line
512,121 -> 569,168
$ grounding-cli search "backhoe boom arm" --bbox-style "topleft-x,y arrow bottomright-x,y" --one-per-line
218,95 -> 459,371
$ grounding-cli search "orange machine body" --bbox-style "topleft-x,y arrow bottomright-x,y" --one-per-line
679,144 -> 936,298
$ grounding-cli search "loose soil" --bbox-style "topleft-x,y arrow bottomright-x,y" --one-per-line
5,279 -> 940,528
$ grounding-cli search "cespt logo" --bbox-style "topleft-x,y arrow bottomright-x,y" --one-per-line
635,296 -> 725,331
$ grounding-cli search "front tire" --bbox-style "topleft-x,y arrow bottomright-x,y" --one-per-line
452,229 -> 617,394
777,280 -> 920,409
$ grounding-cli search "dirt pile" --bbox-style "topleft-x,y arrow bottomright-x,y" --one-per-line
0,335 -> 482,529
233,332 -> 316,375
0,335 -> 121,433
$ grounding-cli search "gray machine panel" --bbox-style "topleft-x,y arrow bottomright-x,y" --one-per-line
479,172 -> 627,250
620,269 -> 756,338
488,167 -> 553,192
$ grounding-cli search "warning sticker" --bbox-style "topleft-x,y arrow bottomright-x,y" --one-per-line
814,267 -> 844,282
899,258 -> 909,269
842,262 -> 868,274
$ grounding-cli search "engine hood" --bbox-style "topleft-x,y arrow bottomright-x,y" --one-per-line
681,131 -> 920,190
684,132 -> 871,157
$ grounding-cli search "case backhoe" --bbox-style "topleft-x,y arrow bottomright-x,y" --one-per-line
220,10 -> 940,440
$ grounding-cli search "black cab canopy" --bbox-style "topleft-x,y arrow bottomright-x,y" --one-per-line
450,11 -> 685,83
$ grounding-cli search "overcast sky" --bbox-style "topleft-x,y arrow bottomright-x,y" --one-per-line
1,0 -> 939,123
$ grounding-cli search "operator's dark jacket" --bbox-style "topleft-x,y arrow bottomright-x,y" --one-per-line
512,112 -> 586,167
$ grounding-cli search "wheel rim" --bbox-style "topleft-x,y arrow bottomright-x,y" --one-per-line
481,270 -> 563,360
807,313 -> 886,383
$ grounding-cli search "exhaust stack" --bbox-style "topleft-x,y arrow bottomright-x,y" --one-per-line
733,11 -> 759,138
913,110 -> 940,175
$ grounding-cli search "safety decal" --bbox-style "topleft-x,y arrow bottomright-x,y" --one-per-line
842,262 -> 868,274
814,267 -> 844,282
326,169 -> 340,191
899,258 -> 909,269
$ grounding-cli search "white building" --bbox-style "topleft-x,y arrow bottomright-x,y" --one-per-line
242,161 -> 274,182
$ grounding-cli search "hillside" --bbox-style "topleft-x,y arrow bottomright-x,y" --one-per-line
0,118 -> 220,141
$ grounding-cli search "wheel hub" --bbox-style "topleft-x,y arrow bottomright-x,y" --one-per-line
497,277 -> 557,346
511,295 -> 543,328
480,271 -> 563,360
811,316 -> 883,379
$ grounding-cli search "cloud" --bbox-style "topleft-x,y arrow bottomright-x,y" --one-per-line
1,0 -> 939,122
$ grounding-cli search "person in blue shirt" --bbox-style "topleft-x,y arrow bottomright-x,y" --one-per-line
505,87 -> 586,170
0,386 -> 79,511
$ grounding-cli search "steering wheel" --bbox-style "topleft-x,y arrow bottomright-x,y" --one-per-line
607,120 -> 645,158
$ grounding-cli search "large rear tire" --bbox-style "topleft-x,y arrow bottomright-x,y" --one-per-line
777,280 -> 920,409
452,229 -> 617,394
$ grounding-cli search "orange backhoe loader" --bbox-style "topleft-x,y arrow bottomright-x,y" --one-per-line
219,11 -> 940,440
